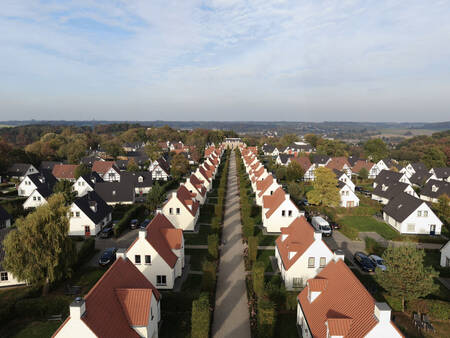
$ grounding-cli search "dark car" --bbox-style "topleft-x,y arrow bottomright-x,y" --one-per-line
99,247 -> 117,266
99,226 -> 113,238
355,186 -> 364,192
354,252 -> 376,272
130,219 -> 139,229
329,221 -> 340,230
140,218 -> 151,229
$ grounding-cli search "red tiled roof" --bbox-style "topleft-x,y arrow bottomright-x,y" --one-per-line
115,288 -> 153,326
54,257 -> 160,337
251,167 -> 264,183
263,187 -> 294,218
256,175 -> 274,197
199,166 -> 212,181
298,260 -> 383,338
189,174 -> 207,197
328,318 -> 353,336
177,185 -> 200,217
52,164 -> 78,179
92,161 -> 117,175
352,160 -> 374,173
326,157 -> 351,171
291,156 -> 313,171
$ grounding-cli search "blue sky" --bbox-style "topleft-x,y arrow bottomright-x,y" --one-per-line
1,0 -> 449,122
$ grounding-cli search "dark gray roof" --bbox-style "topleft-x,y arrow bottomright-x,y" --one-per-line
27,170 -> 57,191
312,155 -> 330,165
40,161 -> 62,171
374,170 -> 404,186
383,193 -> 424,223
154,157 -> 170,175
262,144 -> 275,153
7,163 -> 34,176
115,160 -> 129,170
0,228 -> 12,271
411,162 -> 428,172
421,179 -> 450,199
0,205 -> 11,221
432,167 -> 450,179
278,153 -> 294,164
81,156 -> 103,167
120,171 -> 153,188
74,191 -> 112,224
347,156 -> 361,167
409,170 -> 432,186
373,181 -> 410,200
94,182 -> 135,204
35,186 -> 53,199
80,172 -> 104,189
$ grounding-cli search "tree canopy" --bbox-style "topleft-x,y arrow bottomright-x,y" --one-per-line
170,153 -> 190,180
306,167 -> 340,207
286,161 -> 305,182
364,138 -> 389,162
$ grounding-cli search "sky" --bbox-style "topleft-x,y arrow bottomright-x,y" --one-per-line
1,0 -> 450,122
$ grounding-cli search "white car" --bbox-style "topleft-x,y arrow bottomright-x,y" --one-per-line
369,255 -> 386,271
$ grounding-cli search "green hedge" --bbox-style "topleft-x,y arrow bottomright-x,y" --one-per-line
191,293 -> 210,338
257,298 -> 275,338
248,236 -> 258,262
252,261 -> 265,298
113,204 -> 145,237
208,234 -> 219,260
201,261 -> 217,292
407,299 -> 450,320
15,295 -> 72,319
74,237 -> 96,268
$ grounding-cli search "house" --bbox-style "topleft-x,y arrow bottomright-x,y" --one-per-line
92,161 -> 121,182
23,186 -> 53,209
440,241 -> 450,267
1,228 -> 26,287
291,157 -> 315,181
17,170 -> 57,197
352,160 -> 377,179
94,182 -> 135,205
373,170 -> 411,188
121,171 -> 153,197
250,167 -> 269,191
52,164 -> 78,182
284,142 -> 314,155
184,174 -> 207,205
53,255 -> 161,338
162,185 -> 200,231
420,179 -> 450,204
194,167 -> 212,192
0,206 -> 11,229
149,158 -> 171,181
262,187 -> 302,233
115,159 -> 129,171
326,157 -> 352,177
334,170 -> 355,192
7,163 -> 38,181
255,174 -> 281,207
275,217 -> 334,290
72,172 -> 104,197
297,258 -> 403,338
376,158 -> 401,172
262,144 -> 279,157
372,181 -> 418,205
40,161 -> 63,171
312,155 -> 331,168
276,154 -> 294,166
429,167 -> 450,182
69,191 -> 112,237
409,170 -> 432,187
127,212 -> 184,289
80,155 -> 103,167
123,142 -> 146,152
338,181 -> 360,208
125,151 -> 150,170
401,162 -> 428,179
383,193 -> 443,235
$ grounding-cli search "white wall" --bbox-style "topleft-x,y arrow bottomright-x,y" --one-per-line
72,177 -> 94,197
162,198 -> 198,231
339,185 -> 360,208
263,199 -> 301,233
440,243 -> 450,267
23,190 -> 48,209
255,182 -> 280,206
68,204 -> 110,236
0,271 -> 25,287
54,316 -> 96,337
384,203 -> 442,235
17,177 -> 37,197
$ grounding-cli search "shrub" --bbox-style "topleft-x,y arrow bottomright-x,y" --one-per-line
211,217 -> 220,233
15,295 -> 72,318
265,275 -> 286,306
252,261 -> 265,298
408,299 -> 450,320
285,292 -> 298,311
113,204 -> 145,237
248,236 -> 258,262
214,204 -> 223,221
208,234 -> 219,260
257,298 -> 275,338
191,293 -> 210,338
201,261 -> 217,292
74,237 -> 96,268
364,237 -> 385,256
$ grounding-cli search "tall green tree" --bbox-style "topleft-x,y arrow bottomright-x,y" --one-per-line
304,134 -> 321,148
286,161 -> 305,182
306,167 -> 340,207
53,180 -> 77,205
422,146 -> 446,168
364,138 -> 389,162
126,158 -> 139,172
3,193 -> 76,295
435,194 -> 450,227
144,142 -> 162,161
170,153 -> 190,180
74,163 -> 91,179
358,167 -> 369,180
375,245 -> 439,312
147,182 -> 165,211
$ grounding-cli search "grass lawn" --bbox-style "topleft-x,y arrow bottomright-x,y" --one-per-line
254,227 -> 278,246
68,266 -> 107,293
14,320 -> 62,338
274,312 -> 298,337
339,216 -> 400,240
257,250 -> 274,272
184,224 -> 212,245
186,249 -> 208,271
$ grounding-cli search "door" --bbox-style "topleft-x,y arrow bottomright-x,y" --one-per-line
84,226 -> 91,237
346,201 -> 354,208
430,224 -> 436,235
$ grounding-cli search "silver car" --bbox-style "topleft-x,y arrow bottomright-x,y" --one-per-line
369,255 -> 386,271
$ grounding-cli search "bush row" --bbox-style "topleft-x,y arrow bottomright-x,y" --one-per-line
113,204 -> 145,237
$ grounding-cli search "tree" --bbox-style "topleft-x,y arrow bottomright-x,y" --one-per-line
316,139 -> 349,157
279,134 -> 299,148
53,180 -> 77,205
435,194 -> 450,227
74,164 -> 91,179
127,158 -> 139,172
287,182 -> 305,202
3,193 -> 76,295
358,167 -> 369,180
144,142 -> 162,161
275,167 -> 287,181
306,167 -> 340,207
364,138 -> 389,162
170,153 -> 189,180
191,293 -> 210,338
286,161 -> 305,182
422,146 -> 446,168
304,134 -> 320,148
375,245 -> 439,312
146,182 -> 165,211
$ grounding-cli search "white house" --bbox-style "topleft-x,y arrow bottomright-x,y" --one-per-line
69,191 -> 112,237
275,217 -> 334,290
17,171 -> 57,197
194,167 -> 212,192
92,161 -> 121,182
373,170 -> 412,189
53,256 -> 161,338
250,167 -> 269,192
338,181 -> 360,208
23,187 -> 53,209
127,213 -> 184,289
440,241 -> 450,267
326,157 -> 352,178
149,158 -> 171,181
297,258 -> 403,338
72,173 -> 103,197
255,174 -> 280,207
162,185 -> 199,231
275,154 -> 293,166
7,163 -> 38,181
428,167 -> 450,182
1,228 -> 26,287
335,170 -> 355,192
420,179 -> 450,204
372,182 -> 418,205
184,174 -> 207,205
262,144 -> 279,157
383,193 -> 443,235
401,162 -> 427,179
262,187 -> 302,233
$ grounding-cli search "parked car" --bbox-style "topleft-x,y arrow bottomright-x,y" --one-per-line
298,198 -> 309,206
329,221 -> 340,230
354,252 -> 376,272
99,226 -> 113,238
140,218 -> 151,229
369,254 -> 387,271
355,186 -> 364,192
99,247 -> 117,266
129,219 -> 139,229
311,216 -> 332,236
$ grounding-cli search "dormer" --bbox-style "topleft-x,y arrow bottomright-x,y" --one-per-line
282,234 -> 288,241
381,184 -> 388,191
307,278 -> 328,303
432,185 -> 438,192
89,201 -> 97,212
325,318 -> 352,338
289,251 -> 296,260
138,176 -> 143,183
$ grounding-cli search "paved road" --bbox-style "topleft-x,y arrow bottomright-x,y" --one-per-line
212,151 -> 251,338
87,229 -> 137,266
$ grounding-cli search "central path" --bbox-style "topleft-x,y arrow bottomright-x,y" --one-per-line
212,151 -> 251,338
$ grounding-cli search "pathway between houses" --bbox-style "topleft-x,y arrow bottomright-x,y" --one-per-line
212,151 -> 251,338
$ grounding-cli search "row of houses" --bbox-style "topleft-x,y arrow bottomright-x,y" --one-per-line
242,146 -> 403,338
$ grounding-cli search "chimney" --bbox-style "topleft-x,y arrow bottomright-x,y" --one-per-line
285,193 -> 290,200
116,248 -> 126,260
156,208 -> 162,214
333,249 -> 345,262
313,231 -> 322,241
172,191 -> 177,199
69,297 -> 86,319
374,302 -> 392,323
139,229 -> 147,239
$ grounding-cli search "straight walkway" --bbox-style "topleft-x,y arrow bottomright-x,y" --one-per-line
212,151 -> 251,338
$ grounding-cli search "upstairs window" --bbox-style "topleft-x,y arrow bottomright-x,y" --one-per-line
281,210 -> 286,217
145,255 -> 151,264
176,208 -> 180,215
308,257 -> 315,268
135,255 -> 141,264
288,210 -> 292,217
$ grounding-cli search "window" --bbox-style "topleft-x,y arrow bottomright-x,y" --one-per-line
293,277 -> 303,288
320,257 -> 326,268
151,307 -> 154,320
135,255 -> 141,264
281,210 -> 286,217
33,196 -> 36,201
37,196 -> 41,201
145,255 -> 151,264
417,211 -> 422,217
423,211 -> 428,217
288,210 -> 292,217
76,211 -> 80,217
70,212 -> 74,217
0,272 -> 8,281
176,208 -> 180,215
407,224 -> 415,232
157,275 -> 167,286
169,208 -> 173,215
308,257 -> 315,268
